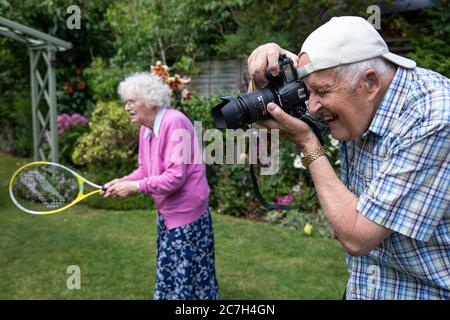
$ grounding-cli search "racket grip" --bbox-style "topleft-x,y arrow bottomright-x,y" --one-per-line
101,186 -> 107,192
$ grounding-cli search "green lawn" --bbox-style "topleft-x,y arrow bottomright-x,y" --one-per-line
0,151 -> 348,299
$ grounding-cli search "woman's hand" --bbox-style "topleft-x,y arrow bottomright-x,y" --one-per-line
247,43 -> 299,86
101,178 -> 120,197
257,103 -> 321,154
102,179 -> 138,198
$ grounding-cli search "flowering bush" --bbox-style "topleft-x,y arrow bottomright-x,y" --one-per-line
151,61 -> 192,106
262,133 -> 340,238
58,68 -> 94,115
56,113 -> 89,136
275,194 -> 295,212
43,113 -> 89,141
41,113 -> 90,167
72,101 -> 139,173
57,113 -> 90,166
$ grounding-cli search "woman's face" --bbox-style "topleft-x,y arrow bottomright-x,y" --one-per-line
124,95 -> 157,128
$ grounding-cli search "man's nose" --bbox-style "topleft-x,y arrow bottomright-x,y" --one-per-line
307,94 -> 322,115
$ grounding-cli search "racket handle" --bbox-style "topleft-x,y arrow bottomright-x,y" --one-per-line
101,186 -> 107,192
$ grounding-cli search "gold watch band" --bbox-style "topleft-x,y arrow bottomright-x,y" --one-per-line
301,146 -> 326,169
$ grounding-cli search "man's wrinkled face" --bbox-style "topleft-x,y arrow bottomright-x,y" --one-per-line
299,54 -> 376,141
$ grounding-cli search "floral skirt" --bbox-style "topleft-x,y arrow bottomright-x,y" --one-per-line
154,207 -> 219,300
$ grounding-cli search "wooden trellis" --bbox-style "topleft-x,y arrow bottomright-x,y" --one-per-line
0,16 -> 72,162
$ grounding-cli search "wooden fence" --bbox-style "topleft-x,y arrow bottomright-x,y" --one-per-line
189,59 -> 249,97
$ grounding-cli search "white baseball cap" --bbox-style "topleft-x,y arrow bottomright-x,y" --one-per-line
296,16 -> 416,78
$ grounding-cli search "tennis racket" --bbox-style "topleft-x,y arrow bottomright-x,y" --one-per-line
9,161 -> 106,215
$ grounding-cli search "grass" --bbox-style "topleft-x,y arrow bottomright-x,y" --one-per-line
0,151 -> 348,299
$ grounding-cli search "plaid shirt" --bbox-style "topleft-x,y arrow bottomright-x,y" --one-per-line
340,66 -> 450,299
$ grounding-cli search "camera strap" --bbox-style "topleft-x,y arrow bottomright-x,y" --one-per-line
248,116 -> 324,211
249,164 -> 313,210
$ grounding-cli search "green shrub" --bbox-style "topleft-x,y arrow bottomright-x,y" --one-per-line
58,124 -> 91,167
177,95 -> 220,129
406,2 -> 450,78
57,69 -> 95,116
84,57 -> 144,102
0,94 -> 33,157
265,208 -> 334,238
72,100 -> 140,186
209,164 -> 259,217
72,100 -> 139,173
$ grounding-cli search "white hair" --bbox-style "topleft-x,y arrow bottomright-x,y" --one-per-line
117,72 -> 171,108
332,57 -> 395,88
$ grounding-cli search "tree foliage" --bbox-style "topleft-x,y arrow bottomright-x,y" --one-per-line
214,0 -> 371,56
0,0 -> 115,94
406,0 -> 450,77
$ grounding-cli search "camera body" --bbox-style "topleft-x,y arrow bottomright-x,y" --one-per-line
212,54 -> 309,129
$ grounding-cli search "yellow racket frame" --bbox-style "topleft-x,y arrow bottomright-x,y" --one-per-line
9,161 -> 103,215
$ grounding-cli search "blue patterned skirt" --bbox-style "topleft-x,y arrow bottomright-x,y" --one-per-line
154,207 -> 219,300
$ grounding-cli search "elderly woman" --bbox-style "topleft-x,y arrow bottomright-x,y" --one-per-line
102,72 -> 219,300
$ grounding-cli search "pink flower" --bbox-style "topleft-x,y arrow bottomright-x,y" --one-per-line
56,113 -> 89,136
275,194 -> 295,211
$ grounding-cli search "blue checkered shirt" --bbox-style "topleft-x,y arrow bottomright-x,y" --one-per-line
339,66 -> 450,300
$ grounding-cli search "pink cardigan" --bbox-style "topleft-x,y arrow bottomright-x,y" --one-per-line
121,108 -> 210,230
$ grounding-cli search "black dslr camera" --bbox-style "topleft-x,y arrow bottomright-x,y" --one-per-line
212,54 -> 309,129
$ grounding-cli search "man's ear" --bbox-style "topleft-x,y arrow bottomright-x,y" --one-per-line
364,69 -> 381,101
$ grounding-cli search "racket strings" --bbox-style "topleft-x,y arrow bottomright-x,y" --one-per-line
11,165 -> 80,212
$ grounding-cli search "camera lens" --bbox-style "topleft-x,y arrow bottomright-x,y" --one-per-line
212,87 -> 276,129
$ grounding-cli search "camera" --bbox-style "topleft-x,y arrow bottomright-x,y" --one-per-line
212,54 -> 309,129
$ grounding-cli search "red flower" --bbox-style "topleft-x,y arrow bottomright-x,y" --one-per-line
64,83 -> 73,94
167,74 -> 191,90
151,61 -> 169,81
77,81 -> 86,90
181,88 -> 192,101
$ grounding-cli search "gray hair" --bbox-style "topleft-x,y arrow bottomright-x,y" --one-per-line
117,72 -> 171,108
332,57 -> 395,89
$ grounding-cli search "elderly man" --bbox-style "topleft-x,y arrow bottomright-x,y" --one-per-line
248,16 -> 449,299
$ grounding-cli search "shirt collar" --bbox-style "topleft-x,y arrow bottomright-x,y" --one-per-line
144,108 -> 166,138
363,67 -> 411,138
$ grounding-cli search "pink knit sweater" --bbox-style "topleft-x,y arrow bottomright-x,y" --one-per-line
121,108 -> 210,230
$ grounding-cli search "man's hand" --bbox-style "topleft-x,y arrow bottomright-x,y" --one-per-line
247,43 -> 299,86
258,102 -> 321,154
102,179 -> 138,198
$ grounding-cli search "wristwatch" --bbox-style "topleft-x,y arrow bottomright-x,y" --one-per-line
301,146 -> 326,169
